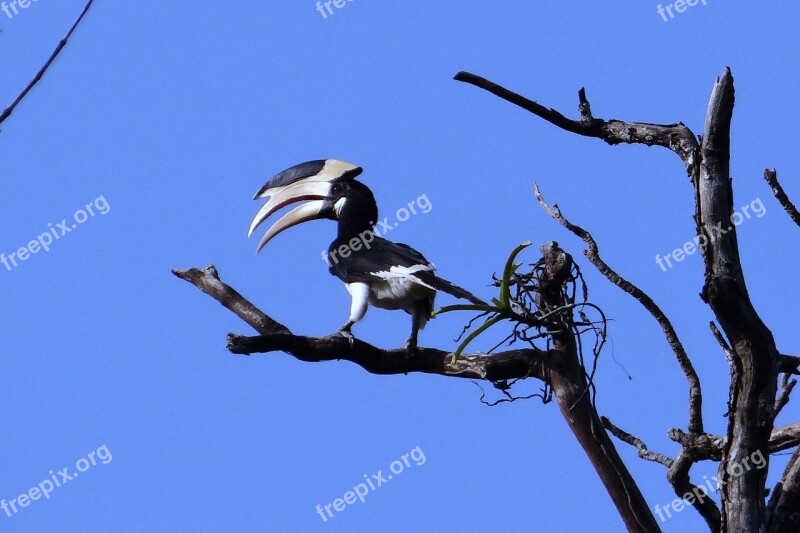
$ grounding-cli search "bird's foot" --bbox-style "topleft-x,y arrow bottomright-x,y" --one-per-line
405,338 -> 419,355
337,325 -> 355,347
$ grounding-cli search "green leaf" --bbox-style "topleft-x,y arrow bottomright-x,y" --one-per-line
433,303 -> 498,317
499,241 -> 532,309
450,315 -> 504,363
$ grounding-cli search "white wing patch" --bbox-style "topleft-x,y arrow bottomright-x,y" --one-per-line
367,264 -> 437,311
371,263 -> 434,276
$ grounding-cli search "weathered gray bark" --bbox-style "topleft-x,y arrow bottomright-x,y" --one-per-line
767,448 -> 800,531
696,70 -> 778,532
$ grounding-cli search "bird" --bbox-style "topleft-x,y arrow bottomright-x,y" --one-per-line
248,159 -> 483,350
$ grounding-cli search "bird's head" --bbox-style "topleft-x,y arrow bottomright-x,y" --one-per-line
248,159 -> 378,252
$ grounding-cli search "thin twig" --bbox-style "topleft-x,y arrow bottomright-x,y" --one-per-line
0,0 -> 95,127
763,169 -> 800,228
775,374 -> 797,420
709,322 -> 734,362
601,416 -> 673,467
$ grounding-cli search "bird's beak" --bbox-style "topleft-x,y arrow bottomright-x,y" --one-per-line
249,159 -> 362,253
248,180 -> 331,252
253,200 -> 328,252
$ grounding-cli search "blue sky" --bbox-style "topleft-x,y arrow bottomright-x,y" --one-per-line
1,1 -> 798,531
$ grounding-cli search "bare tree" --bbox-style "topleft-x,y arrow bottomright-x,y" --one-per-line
175,68 -> 800,533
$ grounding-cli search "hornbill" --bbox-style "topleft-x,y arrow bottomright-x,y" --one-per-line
248,159 -> 483,350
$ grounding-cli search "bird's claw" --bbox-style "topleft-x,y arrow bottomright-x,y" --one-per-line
338,329 -> 355,346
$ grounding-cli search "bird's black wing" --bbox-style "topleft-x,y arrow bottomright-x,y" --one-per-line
327,237 -> 430,282
328,237 -> 483,304
408,269 -> 484,305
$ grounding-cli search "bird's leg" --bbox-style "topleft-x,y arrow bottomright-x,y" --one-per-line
406,312 -> 422,353
405,336 -> 417,352
337,283 -> 369,347
337,321 -> 355,346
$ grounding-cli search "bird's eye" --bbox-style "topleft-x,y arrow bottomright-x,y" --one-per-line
331,183 -> 343,195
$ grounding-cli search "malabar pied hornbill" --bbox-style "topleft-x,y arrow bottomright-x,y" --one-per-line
248,159 -> 483,350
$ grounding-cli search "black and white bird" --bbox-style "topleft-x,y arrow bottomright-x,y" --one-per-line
248,159 -> 483,350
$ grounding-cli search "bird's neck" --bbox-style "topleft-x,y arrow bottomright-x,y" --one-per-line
335,200 -> 377,238
336,217 -> 374,239
328,222 -> 377,265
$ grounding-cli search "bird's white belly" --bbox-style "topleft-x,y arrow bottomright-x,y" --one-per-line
368,277 -> 433,310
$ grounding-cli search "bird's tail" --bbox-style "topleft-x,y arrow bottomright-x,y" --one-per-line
410,271 -> 484,305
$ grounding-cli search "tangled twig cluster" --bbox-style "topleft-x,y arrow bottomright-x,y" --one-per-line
439,242 -> 608,406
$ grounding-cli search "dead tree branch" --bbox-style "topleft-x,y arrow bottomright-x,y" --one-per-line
0,0 -> 95,127
770,424 -> 800,453
777,354 -> 800,376
173,266 -> 554,381
523,243 -> 661,533
710,321 -> 735,361
602,416 -> 725,530
601,417 -> 674,467
535,184 -> 705,435
774,375 -> 797,419
696,69 -> 779,532
669,425 -> 800,461
227,333 -> 552,381
668,429 -> 728,461
174,246 -> 662,532
767,448 -> 800,532
667,452 -> 723,531
763,169 -> 800,228
173,265 -> 289,335
454,71 -> 699,173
